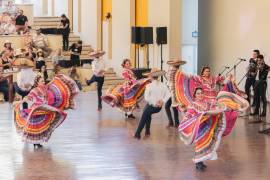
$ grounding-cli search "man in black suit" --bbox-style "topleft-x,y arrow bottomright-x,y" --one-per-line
245,49 -> 260,104
251,55 -> 269,117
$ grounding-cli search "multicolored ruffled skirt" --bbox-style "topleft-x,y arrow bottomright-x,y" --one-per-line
102,78 -> 151,113
14,74 -> 79,144
179,91 -> 248,163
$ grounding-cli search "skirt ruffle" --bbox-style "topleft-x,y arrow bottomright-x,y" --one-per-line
102,78 -> 150,112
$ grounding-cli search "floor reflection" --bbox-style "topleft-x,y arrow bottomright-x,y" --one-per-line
15,147 -> 77,180
0,93 -> 270,179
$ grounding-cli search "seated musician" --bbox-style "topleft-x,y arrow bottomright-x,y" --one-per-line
0,67 -> 9,102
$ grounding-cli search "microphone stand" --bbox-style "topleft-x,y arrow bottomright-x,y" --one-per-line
218,66 -> 229,91
226,59 -> 246,77
218,66 -> 229,76
237,72 -> 248,86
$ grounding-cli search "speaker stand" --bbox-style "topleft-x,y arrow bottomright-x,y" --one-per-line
147,45 -> 150,69
160,44 -> 164,82
136,45 -> 140,68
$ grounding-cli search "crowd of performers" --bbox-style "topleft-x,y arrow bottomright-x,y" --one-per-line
5,47 -> 270,172
101,57 -> 249,172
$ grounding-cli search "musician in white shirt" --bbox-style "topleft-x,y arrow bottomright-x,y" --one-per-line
85,50 -> 106,111
134,69 -> 170,139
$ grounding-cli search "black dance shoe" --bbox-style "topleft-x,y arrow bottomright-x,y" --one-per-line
195,162 -> 206,171
145,131 -> 150,137
250,112 -> 259,116
260,112 -> 266,117
167,123 -> 174,128
127,114 -> 136,119
134,134 -> 141,140
34,144 -> 43,149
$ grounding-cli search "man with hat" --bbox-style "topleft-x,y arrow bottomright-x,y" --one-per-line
134,69 -> 171,139
85,50 -> 106,111
13,54 -> 37,108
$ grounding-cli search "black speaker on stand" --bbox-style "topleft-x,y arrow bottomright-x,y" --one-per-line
131,26 -> 152,79
141,27 -> 153,69
131,26 -> 142,68
156,27 -> 167,82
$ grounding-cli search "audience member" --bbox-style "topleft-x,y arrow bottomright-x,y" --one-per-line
0,66 -> 9,102
69,40 -> 82,67
52,48 -> 64,65
69,66 -> 82,90
4,0 -> 19,18
33,28 -> 52,57
15,9 -> 28,34
59,14 -> 70,51
39,65 -> 49,83
35,49 -> 45,70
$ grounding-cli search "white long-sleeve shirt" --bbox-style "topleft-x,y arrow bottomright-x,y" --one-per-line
92,59 -> 106,77
17,68 -> 36,91
144,80 -> 171,107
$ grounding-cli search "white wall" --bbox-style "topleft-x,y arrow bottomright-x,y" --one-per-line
54,0 -> 68,17
72,0 -> 79,34
198,0 -> 270,92
148,0 -> 170,70
182,0 -> 198,45
80,0 -> 98,48
111,0 -> 132,75
182,0 -> 198,74
30,0 -> 42,16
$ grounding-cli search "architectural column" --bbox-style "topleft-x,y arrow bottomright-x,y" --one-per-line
78,0 -> 81,32
42,0 -> 48,16
51,0 -> 55,16
68,0 -> 73,31
148,0 -> 182,70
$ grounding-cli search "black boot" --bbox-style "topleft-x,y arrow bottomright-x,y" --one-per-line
167,122 -> 174,128
33,144 -> 43,149
260,105 -> 267,117
250,109 -> 259,116
195,162 -> 206,171
127,114 -> 136,119
134,133 -> 141,140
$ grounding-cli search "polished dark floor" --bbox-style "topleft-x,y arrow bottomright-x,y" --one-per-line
1,92 -> 270,180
